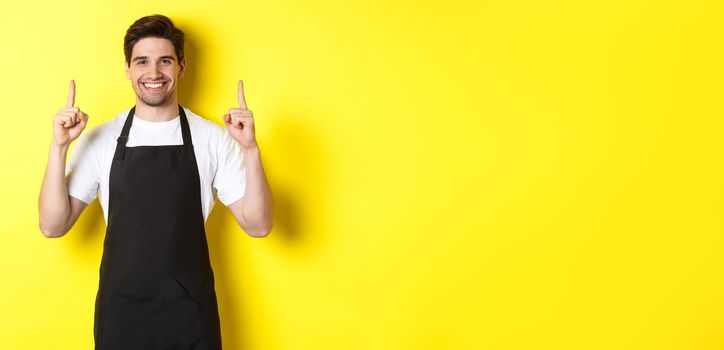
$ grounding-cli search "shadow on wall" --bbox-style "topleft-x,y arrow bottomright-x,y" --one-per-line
205,107 -> 332,348
264,115 -> 331,248
177,28 -> 200,113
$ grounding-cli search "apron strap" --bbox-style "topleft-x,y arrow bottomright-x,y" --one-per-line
114,106 -> 136,161
179,106 -> 193,146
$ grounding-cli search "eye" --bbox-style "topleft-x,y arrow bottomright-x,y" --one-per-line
136,60 -> 146,65
162,59 -> 172,64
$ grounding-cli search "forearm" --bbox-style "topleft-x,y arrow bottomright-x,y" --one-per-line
241,146 -> 273,236
38,144 -> 72,237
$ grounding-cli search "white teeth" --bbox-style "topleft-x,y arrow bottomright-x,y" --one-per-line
143,82 -> 164,88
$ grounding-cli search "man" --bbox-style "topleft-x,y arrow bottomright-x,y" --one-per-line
38,14 -> 273,349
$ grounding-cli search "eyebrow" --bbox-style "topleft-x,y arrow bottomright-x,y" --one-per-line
132,55 -> 176,62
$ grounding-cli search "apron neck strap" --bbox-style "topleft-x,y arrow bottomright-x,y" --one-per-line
178,106 -> 193,146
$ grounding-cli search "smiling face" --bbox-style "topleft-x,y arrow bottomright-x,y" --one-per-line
125,37 -> 186,107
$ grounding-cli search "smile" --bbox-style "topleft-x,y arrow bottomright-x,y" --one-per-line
141,81 -> 168,91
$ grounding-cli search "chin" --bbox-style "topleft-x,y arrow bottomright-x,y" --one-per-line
136,92 -> 173,107
145,97 -> 167,105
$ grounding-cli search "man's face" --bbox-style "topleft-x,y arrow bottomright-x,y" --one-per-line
125,37 -> 186,107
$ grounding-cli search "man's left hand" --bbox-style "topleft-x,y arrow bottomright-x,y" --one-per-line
223,80 -> 257,149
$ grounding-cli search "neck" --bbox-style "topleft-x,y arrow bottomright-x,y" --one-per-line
134,98 -> 180,122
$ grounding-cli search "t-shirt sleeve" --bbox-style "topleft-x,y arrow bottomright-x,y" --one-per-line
213,129 -> 247,206
65,130 -> 100,204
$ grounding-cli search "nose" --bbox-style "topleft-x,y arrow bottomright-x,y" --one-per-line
146,63 -> 163,79
143,64 -> 163,79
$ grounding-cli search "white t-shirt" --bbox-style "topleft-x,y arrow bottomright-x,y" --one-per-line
65,107 -> 246,224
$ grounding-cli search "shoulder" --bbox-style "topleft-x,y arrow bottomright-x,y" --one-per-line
76,109 -> 128,148
185,108 -> 224,133
184,108 -> 243,165
184,108 -> 231,147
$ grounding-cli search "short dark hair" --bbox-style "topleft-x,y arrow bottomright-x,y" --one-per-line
124,14 -> 184,66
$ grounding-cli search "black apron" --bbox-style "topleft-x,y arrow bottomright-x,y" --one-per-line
94,105 -> 222,349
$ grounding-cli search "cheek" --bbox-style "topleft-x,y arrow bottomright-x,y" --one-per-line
167,69 -> 179,79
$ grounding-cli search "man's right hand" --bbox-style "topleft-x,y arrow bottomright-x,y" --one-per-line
53,80 -> 89,146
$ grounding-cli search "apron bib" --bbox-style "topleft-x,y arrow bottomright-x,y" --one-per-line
94,106 -> 222,350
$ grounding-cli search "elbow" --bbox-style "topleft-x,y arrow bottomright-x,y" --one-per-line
239,207 -> 273,238
38,220 -> 67,238
247,222 -> 273,238
39,224 -> 66,238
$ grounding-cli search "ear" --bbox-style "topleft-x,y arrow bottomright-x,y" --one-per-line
178,57 -> 187,79
125,60 -> 131,80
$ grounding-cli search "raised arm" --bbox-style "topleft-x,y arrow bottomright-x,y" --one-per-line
223,80 -> 273,237
38,80 -> 90,238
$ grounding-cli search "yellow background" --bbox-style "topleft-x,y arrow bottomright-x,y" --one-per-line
1,0 -> 723,349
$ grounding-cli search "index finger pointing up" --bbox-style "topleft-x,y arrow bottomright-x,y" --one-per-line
66,79 -> 75,108
238,80 -> 247,109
